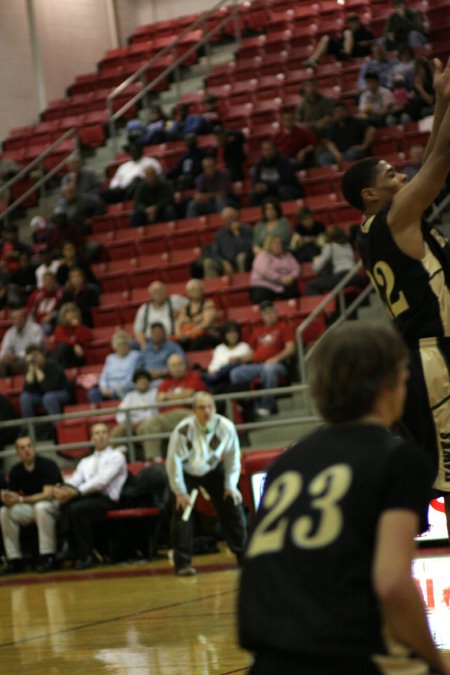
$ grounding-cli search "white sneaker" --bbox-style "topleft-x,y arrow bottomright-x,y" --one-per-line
256,408 -> 271,417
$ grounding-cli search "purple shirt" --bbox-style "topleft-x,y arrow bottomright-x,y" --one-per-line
250,251 -> 300,294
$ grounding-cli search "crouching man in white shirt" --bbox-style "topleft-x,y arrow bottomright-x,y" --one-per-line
54,422 -> 128,570
166,391 -> 247,576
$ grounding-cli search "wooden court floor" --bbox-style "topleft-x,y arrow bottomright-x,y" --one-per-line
0,546 -> 449,675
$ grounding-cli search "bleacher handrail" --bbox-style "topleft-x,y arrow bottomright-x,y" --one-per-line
106,0 -> 242,140
295,261 -> 371,382
0,128 -> 79,224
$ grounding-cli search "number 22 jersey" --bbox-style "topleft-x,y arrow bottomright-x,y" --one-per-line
357,208 -> 450,342
238,423 -> 431,659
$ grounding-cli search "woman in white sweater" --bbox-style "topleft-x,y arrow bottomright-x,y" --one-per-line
206,321 -> 251,386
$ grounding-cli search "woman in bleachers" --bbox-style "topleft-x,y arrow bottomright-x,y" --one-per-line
403,56 -> 434,121
249,235 -> 300,305
306,225 -> 360,295
50,303 -> 91,368
60,267 -> 99,328
173,279 -> 220,351
205,321 -> 251,388
56,240 -> 98,289
252,197 -> 293,257
88,329 -> 140,404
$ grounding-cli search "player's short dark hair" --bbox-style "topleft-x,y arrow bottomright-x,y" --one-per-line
309,322 -> 407,424
341,158 -> 380,211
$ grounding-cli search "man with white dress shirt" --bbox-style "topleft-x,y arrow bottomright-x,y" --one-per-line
166,392 -> 247,576
0,307 -> 44,376
55,422 -> 128,570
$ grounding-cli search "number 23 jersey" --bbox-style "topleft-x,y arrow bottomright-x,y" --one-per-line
357,208 -> 450,341
238,424 -> 431,658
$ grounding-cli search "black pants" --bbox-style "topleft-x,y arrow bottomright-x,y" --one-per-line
249,651 -> 381,674
171,463 -> 247,570
59,493 -> 115,558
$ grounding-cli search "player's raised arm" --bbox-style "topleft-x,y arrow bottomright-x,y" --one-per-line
388,57 -> 450,234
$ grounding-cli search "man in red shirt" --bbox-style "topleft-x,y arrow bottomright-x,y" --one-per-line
230,301 -> 295,416
273,110 -> 318,168
139,354 -> 207,458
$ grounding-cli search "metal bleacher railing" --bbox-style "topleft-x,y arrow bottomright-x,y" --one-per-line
0,384 -> 319,462
0,0 -> 241,224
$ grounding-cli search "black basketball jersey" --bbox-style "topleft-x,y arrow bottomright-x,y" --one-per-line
238,423 -> 431,660
357,208 -> 450,342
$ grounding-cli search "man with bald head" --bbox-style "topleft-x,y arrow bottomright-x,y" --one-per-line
133,280 -> 188,349
201,206 -> 253,277
167,391 -> 247,576
139,353 -> 206,459
130,166 -> 176,226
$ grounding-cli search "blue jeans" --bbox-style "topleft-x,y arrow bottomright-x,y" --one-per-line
186,196 -> 228,218
229,363 -> 287,412
20,390 -> 71,420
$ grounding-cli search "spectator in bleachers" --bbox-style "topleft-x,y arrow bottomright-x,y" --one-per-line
229,300 -> 295,417
0,435 -> 62,575
203,94 -> 221,128
55,422 -> 128,570
0,308 -> 44,377
103,143 -> 163,204
109,370 -> 157,444
167,103 -> 209,139
273,110 -> 318,169
45,211 -> 100,264
130,167 -> 176,226
296,79 -> 335,139
318,101 -> 376,166
250,235 -> 300,305
0,394 -> 18,453
383,0 -> 428,50
139,353 -> 206,459
133,280 -> 188,349
56,240 -> 98,289
174,279 -> 220,351
205,321 -> 251,388
49,303 -> 92,368
304,13 -> 373,69
0,224 -> 32,278
88,329 -> 139,404
35,247 -> 60,289
253,196 -> 293,256
60,267 -> 99,327
403,143 -> 425,181
20,344 -> 71,422
26,271 -> 63,335
389,45 -> 416,89
403,56 -> 434,121
358,72 -> 394,127
290,206 -> 326,263
212,127 -> 246,181
166,133 -> 208,190
249,140 -> 303,207
201,206 -> 253,277
385,74 -> 412,126
357,44 -> 399,92
136,322 -> 186,385
8,251 -> 36,306
126,105 -> 168,146
55,154 -> 105,226
306,225 -> 360,295
186,156 -> 236,218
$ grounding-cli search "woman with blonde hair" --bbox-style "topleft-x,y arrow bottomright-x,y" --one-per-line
50,302 -> 92,368
250,235 -> 300,305
87,329 -> 140,403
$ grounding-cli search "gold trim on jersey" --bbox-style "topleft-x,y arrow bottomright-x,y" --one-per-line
360,214 -> 375,234
419,344 -> 450,491
372,621 -> 429,674
420,242 -> 450,338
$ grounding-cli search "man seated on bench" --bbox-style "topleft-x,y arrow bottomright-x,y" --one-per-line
54,422 -> 127,570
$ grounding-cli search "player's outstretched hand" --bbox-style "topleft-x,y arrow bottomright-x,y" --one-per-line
433,57 -> 450,103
